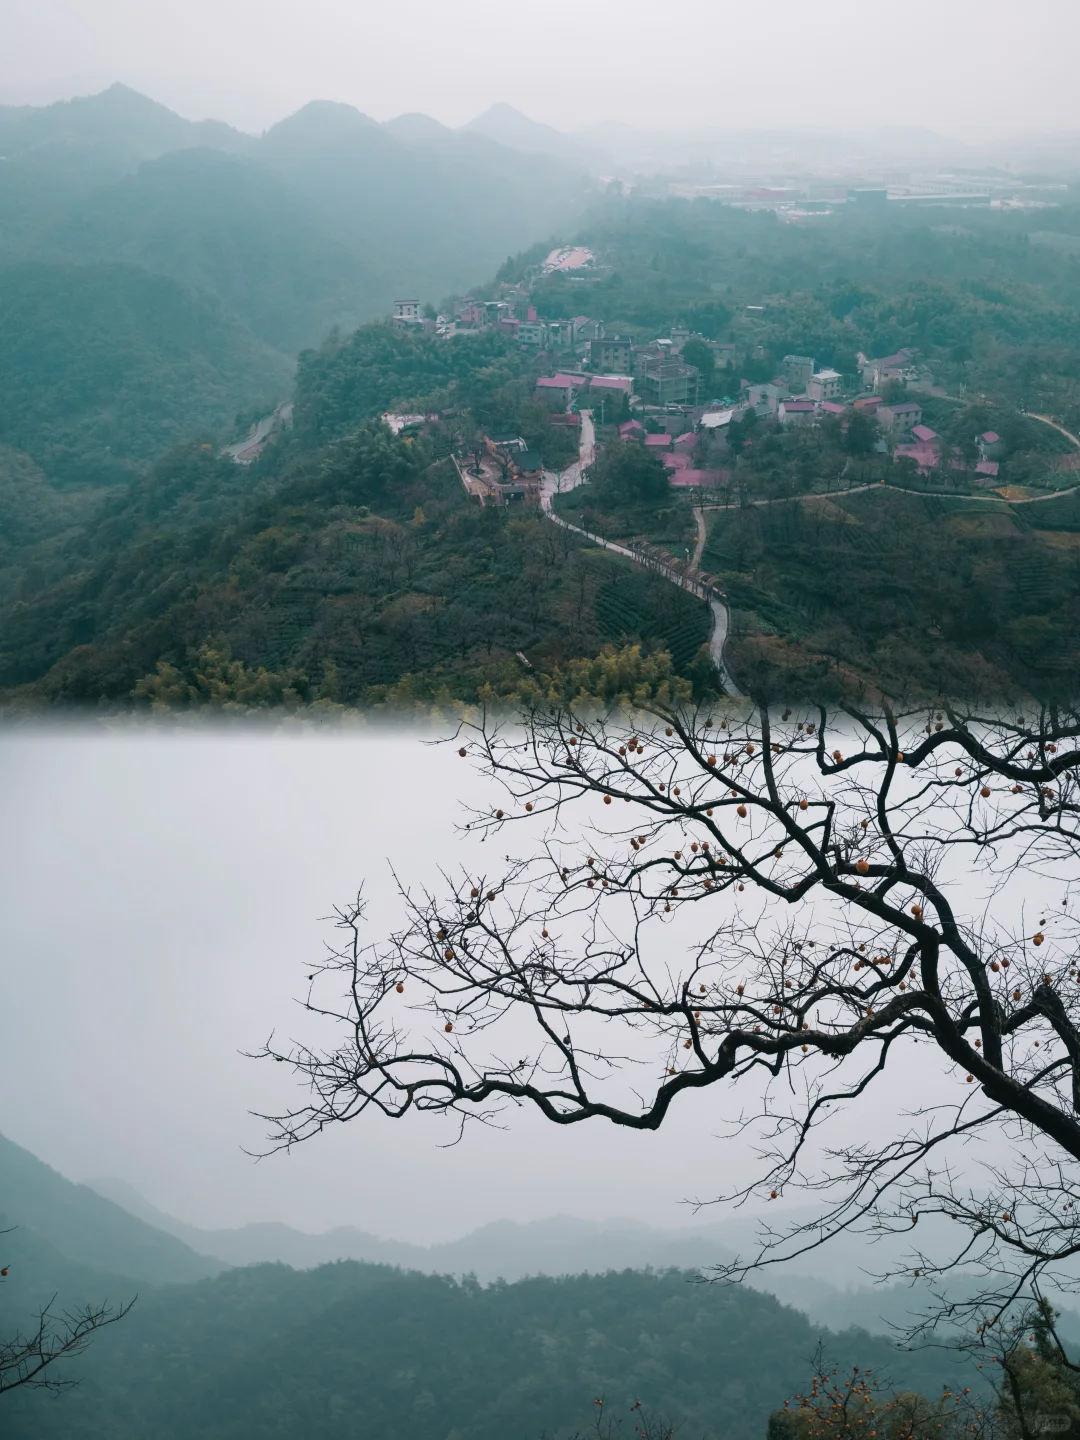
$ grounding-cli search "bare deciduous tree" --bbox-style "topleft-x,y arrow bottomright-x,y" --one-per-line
261,701 -> 1080,1341
0,1290 -> 132,1396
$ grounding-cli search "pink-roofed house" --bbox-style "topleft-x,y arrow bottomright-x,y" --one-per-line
673,430 -> 698,452
620,419 -> 645,441
779,399 -> 816,427
910,424 -> 939,445
853,395 -> 883,414
645,432 -> 673,450
894,441 -> 940,475
974,460 -> 1001,482
820,401 -> 846,416
979,430 -> 1004,461
663,452 -> 693,470
535,372 -> 588,410
588,375 -> 634,396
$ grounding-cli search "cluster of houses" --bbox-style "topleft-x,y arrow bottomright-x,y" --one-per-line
533,340 -> 1005,492
895,423 -> 1002,480
393,290 -> 1006,499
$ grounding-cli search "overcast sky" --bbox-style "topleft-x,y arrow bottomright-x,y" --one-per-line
0,723 -> 1050,1245
1,0 -> 1076,138
3,724 -> 780,1239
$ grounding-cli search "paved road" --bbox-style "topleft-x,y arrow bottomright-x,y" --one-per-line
222,402 -> 293,464
540,413 -> 740,696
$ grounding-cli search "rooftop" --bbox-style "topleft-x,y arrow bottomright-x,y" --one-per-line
873,351 -> 913,369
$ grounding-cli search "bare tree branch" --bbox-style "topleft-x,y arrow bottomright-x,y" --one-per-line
258,701 -> 1080,1339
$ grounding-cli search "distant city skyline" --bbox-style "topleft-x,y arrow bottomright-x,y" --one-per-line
1,0 -> 1075,142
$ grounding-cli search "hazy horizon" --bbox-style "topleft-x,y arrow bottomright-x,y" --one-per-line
2,0 -> 1076,142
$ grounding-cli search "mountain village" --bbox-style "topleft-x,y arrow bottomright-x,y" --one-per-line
389,246 -> 1005,507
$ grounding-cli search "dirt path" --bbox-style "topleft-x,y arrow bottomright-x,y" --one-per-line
1028,413 -> 1080,450
691,506 -> 708,570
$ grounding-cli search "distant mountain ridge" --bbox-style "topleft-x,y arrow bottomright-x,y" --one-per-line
81,1173 -> 1080,1341
0,85 -> 593,359
0,1132 -> 223,1285
0,84 -> 594,490
9,1132 -> 1080,1347
86,1176 -> 739,1275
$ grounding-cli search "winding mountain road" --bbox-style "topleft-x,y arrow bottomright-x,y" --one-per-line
540,413 -> 739,696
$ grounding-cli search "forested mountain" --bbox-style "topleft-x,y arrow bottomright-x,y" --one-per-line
0,412 -> 708,706
0,85 -> 592,502
4,1261 -> 974,1440
38,148 -> 391,354
0,261 -> 291,486
91,1176 -> 1080,1343
0,86 -> 592,354
0,1132 -> 222,1285
0,1131 -> 983,1440
0,84 -> 248,240
6,188 -> 1080,704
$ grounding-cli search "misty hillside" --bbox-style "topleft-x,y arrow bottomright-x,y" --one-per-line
0,83 -> 248,213
1,1132 -> 981,1440
0,1132 -> 222,1285
2,1261 -> 975,1440
0,86 -> 592,354
0,260 -> 292,486
87,1174 -> 1077,1342
88,1176 -> 742,1276
38,147 -> 393,354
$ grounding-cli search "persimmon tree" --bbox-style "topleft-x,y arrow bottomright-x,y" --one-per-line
263,701 -> 1080,1338
769,1348 -> 991,1440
